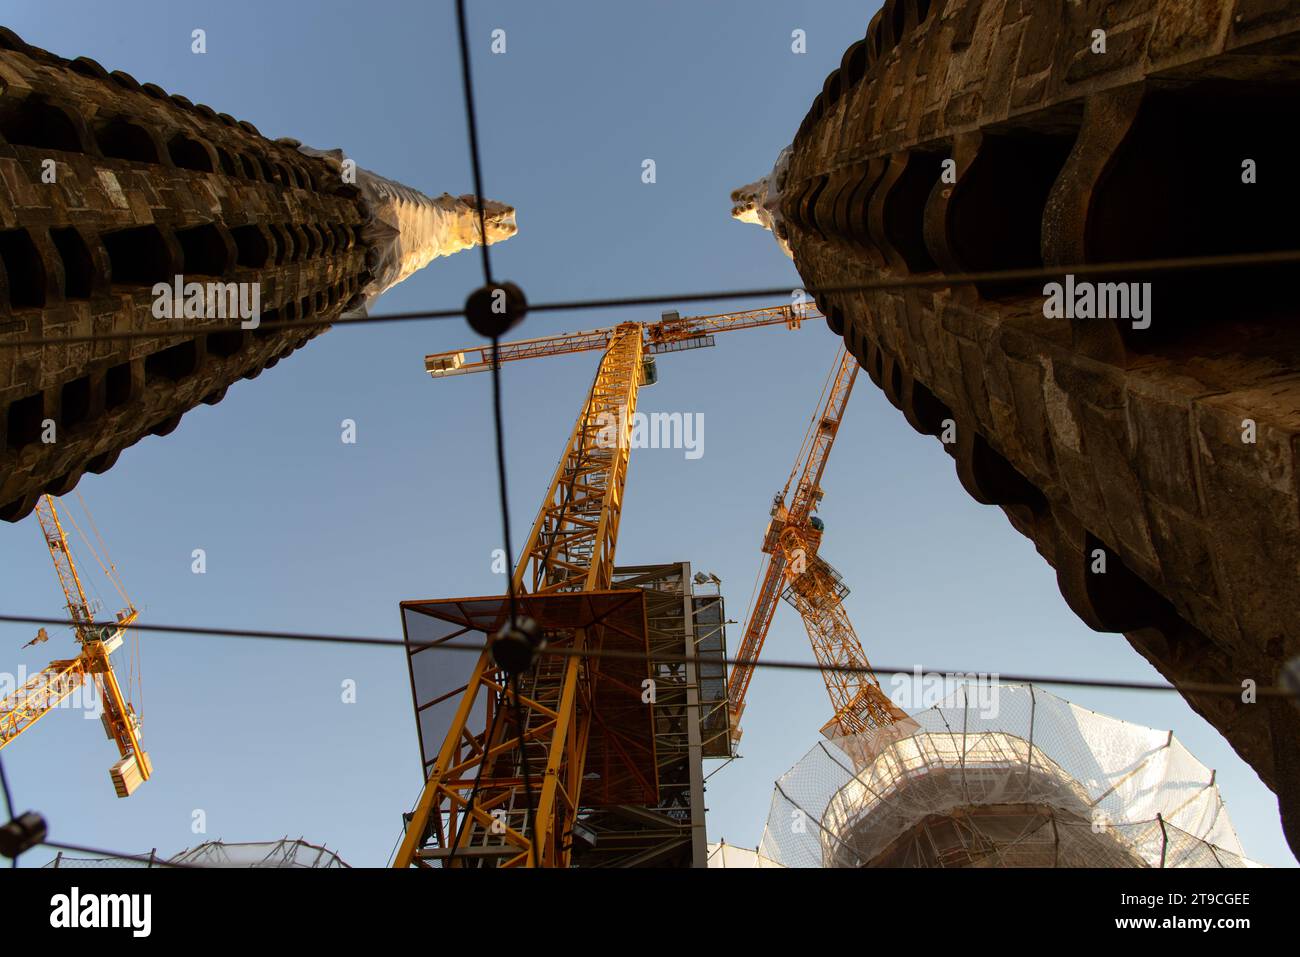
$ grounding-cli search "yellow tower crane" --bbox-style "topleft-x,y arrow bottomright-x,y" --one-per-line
0,494 -> 151,797
394,302 -> 815,868
726,346 -> 906,745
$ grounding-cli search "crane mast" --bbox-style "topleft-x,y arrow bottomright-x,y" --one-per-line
395,304 -> 814,868
395,325 -> 643,868
515,325 -> 642,595
726,347 -> 905,744
0,495 -> 151,797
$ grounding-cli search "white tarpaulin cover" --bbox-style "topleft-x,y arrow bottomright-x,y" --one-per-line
758,684 -> 1257,868
298,146 -> 516,311
707,841 -> 785,868
730,145 -> 792,259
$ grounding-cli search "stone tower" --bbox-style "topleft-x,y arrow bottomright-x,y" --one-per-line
738,1 -> 1300,856
0,27 -> 514,522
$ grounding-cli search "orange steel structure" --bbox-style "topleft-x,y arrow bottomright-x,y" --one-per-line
424,304 -> 811,378
726,347 -> 905,744
394,303 -> 814,868
0,495 -> 151,797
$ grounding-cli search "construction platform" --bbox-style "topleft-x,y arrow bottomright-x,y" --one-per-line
399,561 -> 731,867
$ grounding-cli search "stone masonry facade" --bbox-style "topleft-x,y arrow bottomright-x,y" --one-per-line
777,0 -> 1300,855
0,27 -> 371,522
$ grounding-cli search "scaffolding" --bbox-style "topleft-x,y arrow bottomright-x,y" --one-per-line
566,563 -> 730,867
399,561 -> 730,867
758,684 -> 1257,868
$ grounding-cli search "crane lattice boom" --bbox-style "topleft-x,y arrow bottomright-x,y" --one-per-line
425,303 -> 816,377
726,347 -> 904,743
394,304 -> 810,868
0,495 -> 151,797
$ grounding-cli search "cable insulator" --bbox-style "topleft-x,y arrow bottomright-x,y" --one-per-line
491,616 -> 542,674
0,811 -> 48,859
466,282 -> 528,338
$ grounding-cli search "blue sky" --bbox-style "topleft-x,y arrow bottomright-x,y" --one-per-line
1,0 -> 1291,867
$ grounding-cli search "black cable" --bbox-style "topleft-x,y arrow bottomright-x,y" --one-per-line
0,753 -> 13,822
490,336 -> 518,624
10,3 -> 1292,878
509,672 -> 540,869
40,840 -> 195,868
523,247 -> 1300,316
0,612 -> 1291,698
2,755 -> 191,870
451,2 -> 532,874
455,0 -> 494,286
0,613 -> 424,651
6,248 -> 1300,349
0,306 -> 465,348
0,753 -> 15,868
446,686 -> 507,867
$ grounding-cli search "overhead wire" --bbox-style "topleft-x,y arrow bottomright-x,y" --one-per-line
445,687 -> 507,868
4,5 -> 1298,872
0,754 -> 12,822
39,839 -> 196,868
509,672 -> 540,868
455,0 -> 495,288
2,248 -> 1298,349
449,0 -> 531,867
0,612 -> 1290,700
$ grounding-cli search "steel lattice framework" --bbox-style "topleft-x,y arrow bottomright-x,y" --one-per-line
515,326 -> 643,596
395,305 -> 810,867
424,305 -> 810,377
0,496 -> 150,797
783,560 -> 904,737
727,348 -> 903,743
395,330 -> 643,867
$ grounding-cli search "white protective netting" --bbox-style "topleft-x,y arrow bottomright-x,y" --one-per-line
169,838 -> 349,868
43,837 -> 349,868
758,684 -> 1257,868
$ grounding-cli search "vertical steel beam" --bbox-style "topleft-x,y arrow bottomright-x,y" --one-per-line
682,562 -> 708,867
396,329 -> 644,867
